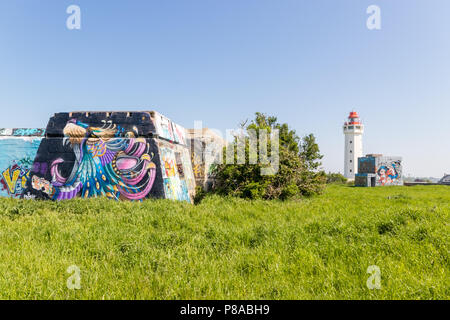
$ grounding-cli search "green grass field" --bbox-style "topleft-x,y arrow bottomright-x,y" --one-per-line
0,185 -> 448,299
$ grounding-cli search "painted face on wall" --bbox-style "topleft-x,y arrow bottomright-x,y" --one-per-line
49,119 -> 157,201
377,163 -> 400,186
377,166 -> 388,186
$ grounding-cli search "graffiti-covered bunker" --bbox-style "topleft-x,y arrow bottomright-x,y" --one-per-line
0,111 -> 208,203
355,154 -> 403,187
0,128 -> 45,198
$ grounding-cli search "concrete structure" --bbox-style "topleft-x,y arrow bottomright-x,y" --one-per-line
0,129 -> 45,198
355,154 -> 403,187
186,128 -> 226,190
343,111 -> 364,180
439,174 -> 450,185
0,112 -> 196,202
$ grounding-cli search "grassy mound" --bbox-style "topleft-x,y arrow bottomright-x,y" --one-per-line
0,185 -> 448,299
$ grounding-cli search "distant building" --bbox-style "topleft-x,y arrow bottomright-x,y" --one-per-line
355,154 -> 403,187
439,174 -> 450,185
343,111 -> 364,180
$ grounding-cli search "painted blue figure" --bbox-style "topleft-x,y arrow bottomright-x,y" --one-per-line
50,119 -> 157,200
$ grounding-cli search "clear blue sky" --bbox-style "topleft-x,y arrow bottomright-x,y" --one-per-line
1,0 -> 449,177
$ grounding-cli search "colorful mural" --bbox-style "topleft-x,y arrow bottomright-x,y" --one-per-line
376,158 -> 402,186
179,147 -> 196,193
159,143 -> 191,202
356,155 -> 403,187
152,111 -> 175,142
0,128 -> 45,137
32,119 -> 158,200
1,162 -> 31,198
172,122 -> 187,145
1,112 -> 196,202
0,135 -> 43,198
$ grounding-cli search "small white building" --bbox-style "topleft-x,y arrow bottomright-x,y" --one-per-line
343,111 -> 364,180
439,174 -> 450,185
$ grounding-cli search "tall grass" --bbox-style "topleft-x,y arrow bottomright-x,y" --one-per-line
0,185 -> 448,299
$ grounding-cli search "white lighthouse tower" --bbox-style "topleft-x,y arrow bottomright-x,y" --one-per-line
343,111 -> 364,179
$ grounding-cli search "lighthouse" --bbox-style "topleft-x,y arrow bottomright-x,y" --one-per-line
343,111 -> 364,179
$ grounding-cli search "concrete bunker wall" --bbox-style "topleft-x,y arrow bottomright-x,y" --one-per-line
0,112 -> 196,202
0,129 -> 45,198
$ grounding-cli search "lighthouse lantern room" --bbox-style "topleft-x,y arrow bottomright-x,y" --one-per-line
343,111 -> 364,179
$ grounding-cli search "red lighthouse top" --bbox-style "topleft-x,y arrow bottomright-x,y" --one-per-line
345,111 -> 361,125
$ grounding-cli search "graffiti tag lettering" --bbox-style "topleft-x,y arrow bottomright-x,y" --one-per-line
0,165 -> 30,197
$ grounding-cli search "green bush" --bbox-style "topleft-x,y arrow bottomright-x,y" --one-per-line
211,113 -> 326,200
326,172 -> 348,184
193,186 -> 207,204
